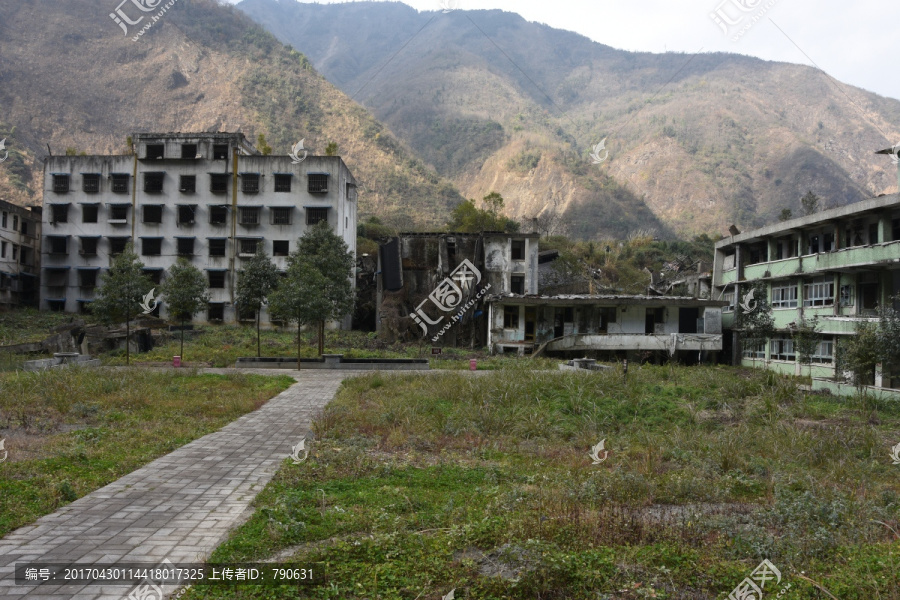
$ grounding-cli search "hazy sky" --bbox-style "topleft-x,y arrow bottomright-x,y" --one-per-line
225,0 -> 900,101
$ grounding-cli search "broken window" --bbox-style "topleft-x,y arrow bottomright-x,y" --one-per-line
79,237 -> 99,256
144,172 -> 164,193
79,269 -> 98,288
503,305 -> 519,328
141,238 -> 162,256
208,238 -> 227,257
109,205 -> 129,222
208,271 -> 226,289
511,240 -> 526,261
239,239 -> 259,255
273,240 -> 289,257
145,144 -> 165,159
511,275 -> 525,295
176,237 -> 195,256
208,303 -> 225,321
47,236 -> 68,255
143,205 -> 163,224
180,175 -> 196,193
50,204 -> 69,224
108,237 -> 130,256
210,173 -> 229,193
209,205 -> 228,225
213,144 -> 229,160
143,268 -> 163,285
181,143 -> 197,159
177,205 -> 196,225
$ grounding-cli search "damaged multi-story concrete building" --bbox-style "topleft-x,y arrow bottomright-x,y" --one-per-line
375,230 -> 725,361
376,231 -> 540,346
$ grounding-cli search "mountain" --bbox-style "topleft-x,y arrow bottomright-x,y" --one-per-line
236,0 -> 900,238
0,0 -> 463,230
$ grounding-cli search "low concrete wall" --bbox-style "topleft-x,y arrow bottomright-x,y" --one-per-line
235,354 -> 430,371
23,353 -> 101,372
812,378 -> 900,400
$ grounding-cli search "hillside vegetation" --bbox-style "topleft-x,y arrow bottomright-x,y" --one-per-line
238,0 -> 900,238
0,0 -> 463,230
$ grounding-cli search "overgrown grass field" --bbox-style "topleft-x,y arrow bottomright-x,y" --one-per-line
0,367 -> 293,537
191,365 -> 900,599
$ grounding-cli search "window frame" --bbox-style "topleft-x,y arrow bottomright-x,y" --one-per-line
271,207 -> 292,225
306,207 -> 329,226
82,173 -> 101,194
274,174 -> 292,193
771,282 -> 798,309
803,277 -> 834,307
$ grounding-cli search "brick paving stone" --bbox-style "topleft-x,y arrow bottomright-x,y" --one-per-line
0,369 -> 371,599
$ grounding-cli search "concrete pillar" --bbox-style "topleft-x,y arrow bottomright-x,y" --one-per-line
878,214 -> 890,245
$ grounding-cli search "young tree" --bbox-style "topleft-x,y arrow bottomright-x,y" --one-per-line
739,281 -> 775,358
298,221 -> 356,356
325,141 -> 339,156
800,190 -> 820,216
791,315 -> 821,378
256,134 -> 272,156
160,259 -> 209,360
447,192 -> 520,233
235,247 -> 280,357
778,208 -> 793,222
268,256 -> 331,368
91,244 -> 154,366
269,222 -> 355,361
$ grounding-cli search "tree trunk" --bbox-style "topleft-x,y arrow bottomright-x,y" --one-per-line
180,318 -> 185,360
257,310 -> 261,358
318,321 -> 325,357
297,311 -> 302,371
126,302 -> 130,367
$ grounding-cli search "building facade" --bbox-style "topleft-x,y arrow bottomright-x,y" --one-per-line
0,200 -> 41,308
40,132 -> 357,325
377,232 -> 540,345
487,294 -> 725,359
712,193 -> 900,393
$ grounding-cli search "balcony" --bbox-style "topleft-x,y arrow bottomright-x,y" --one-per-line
738,240 -> 900,282
538,333 -> 723,354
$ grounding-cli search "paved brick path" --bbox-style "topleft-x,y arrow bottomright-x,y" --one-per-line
0,369 -> 361,600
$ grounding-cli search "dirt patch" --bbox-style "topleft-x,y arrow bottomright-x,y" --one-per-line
453,543 -> 540,581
